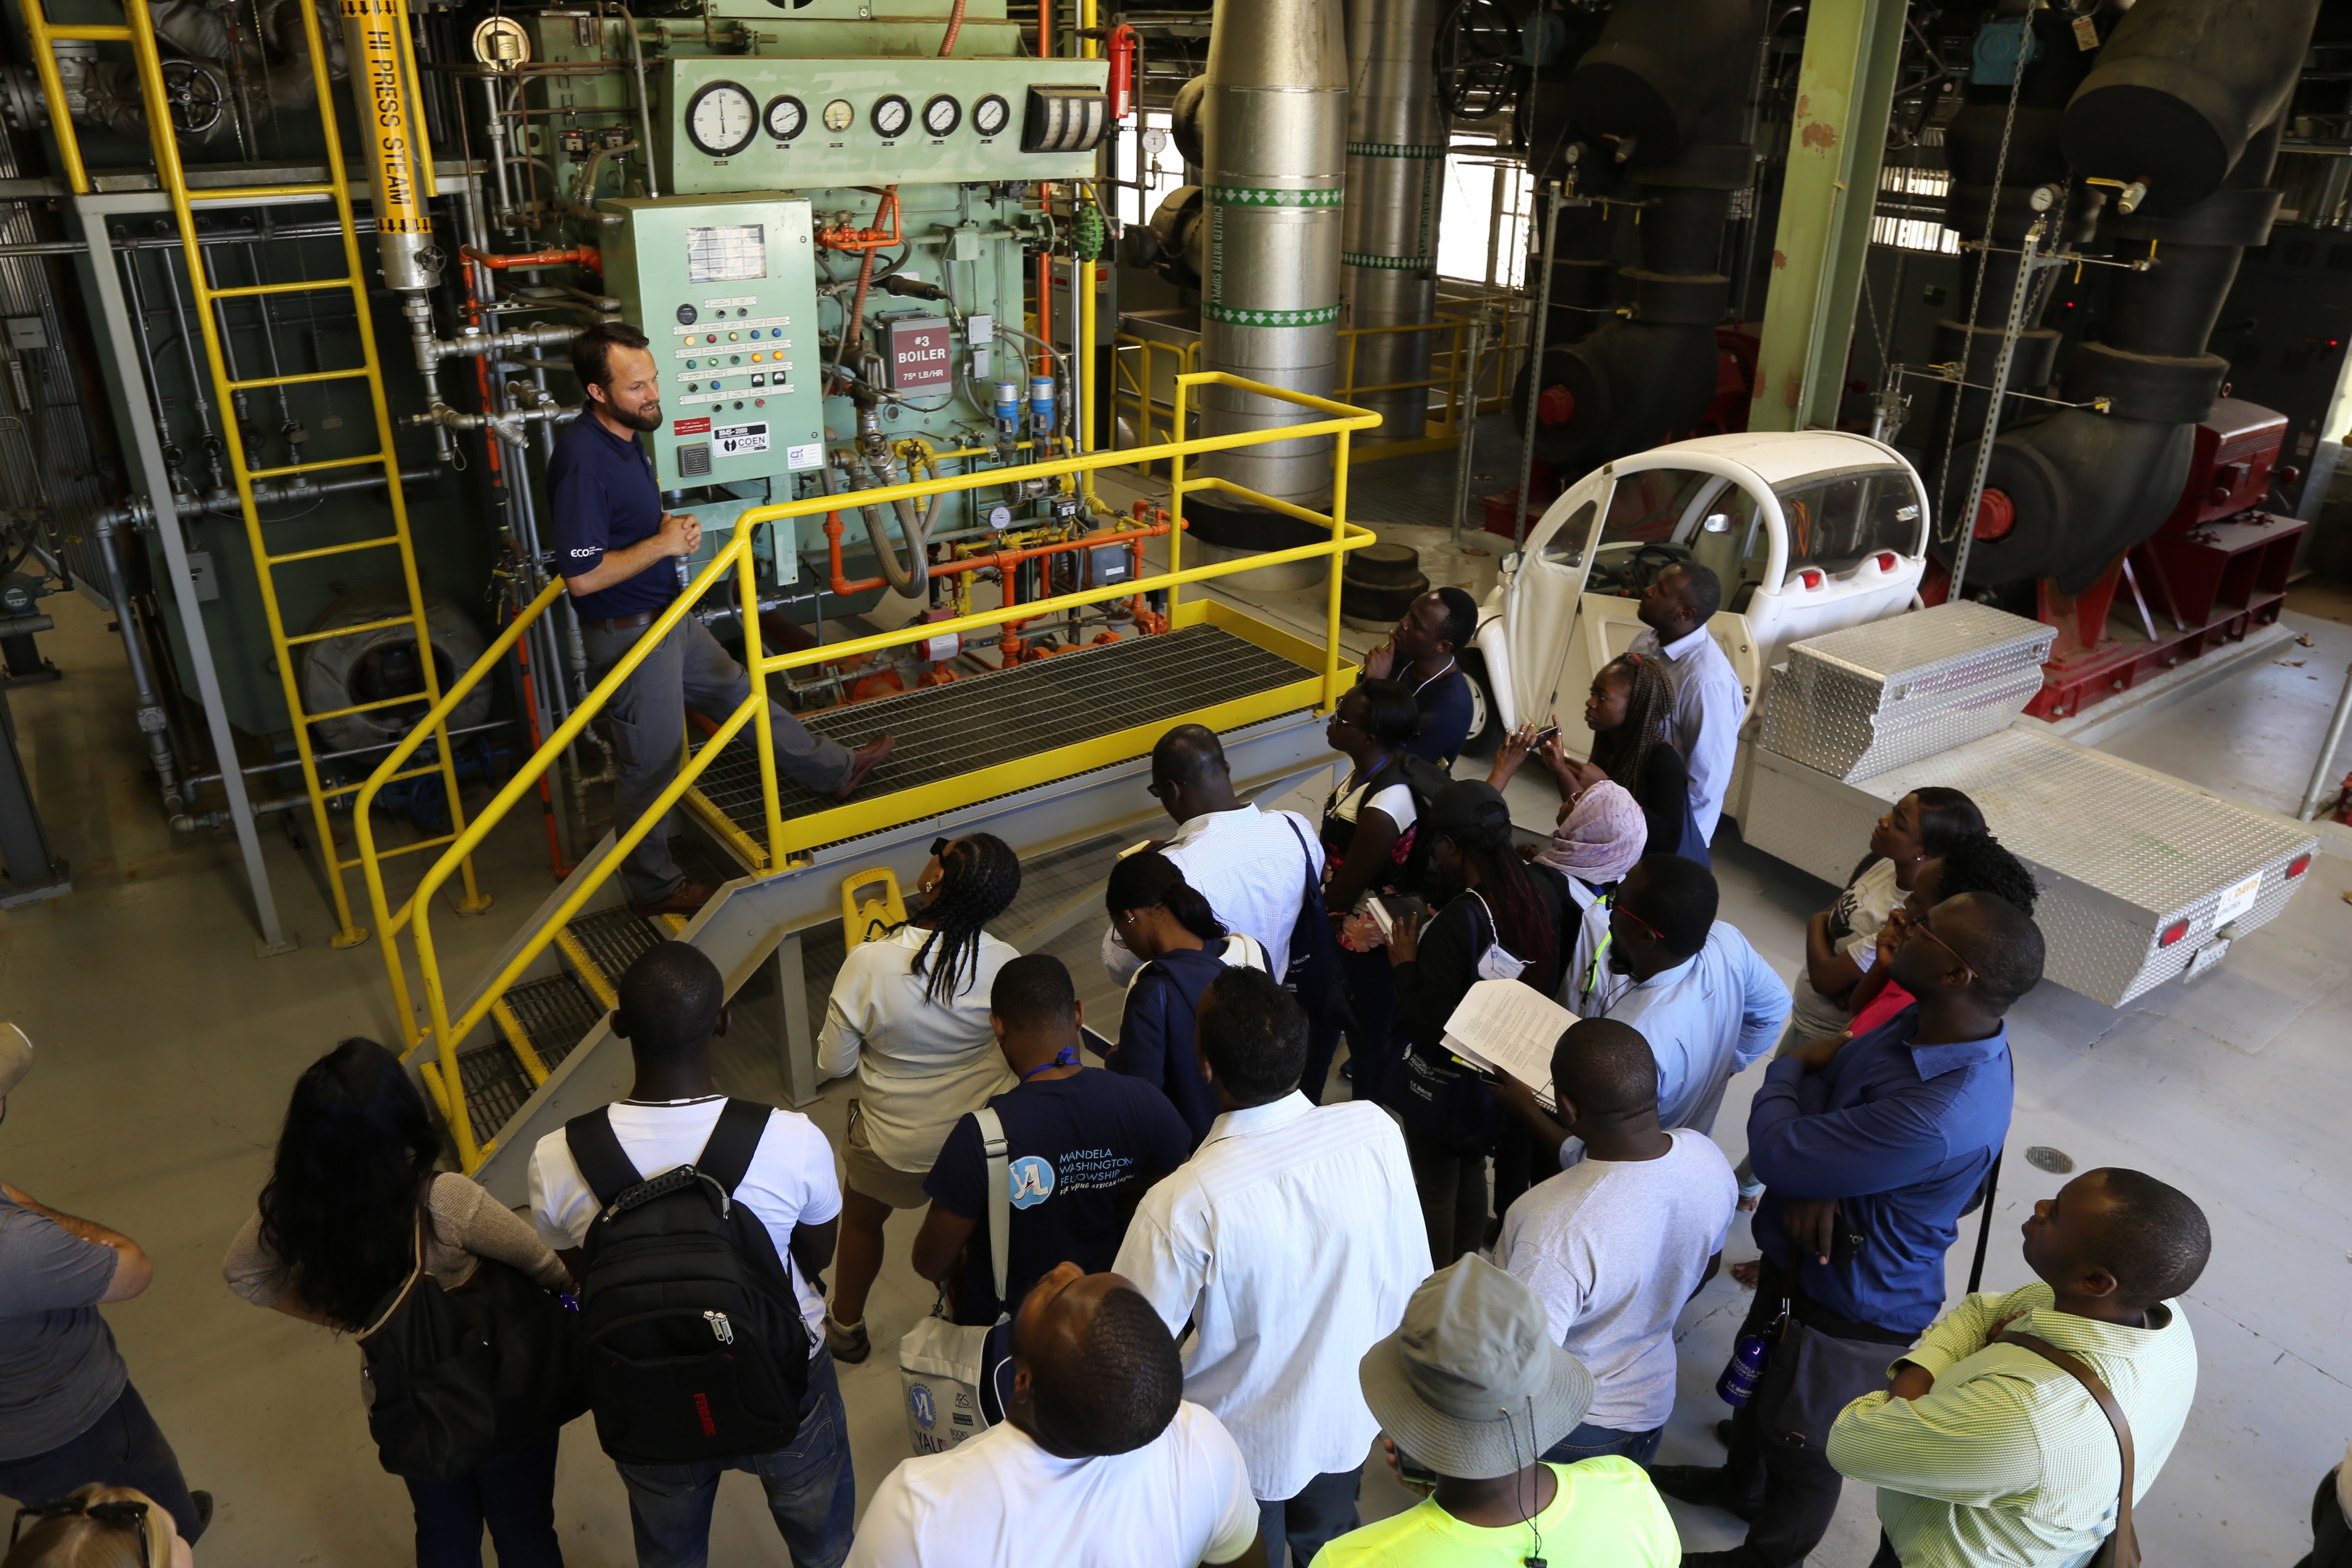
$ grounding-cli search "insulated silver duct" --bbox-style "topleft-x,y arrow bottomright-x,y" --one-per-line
1191,0 -> 1348,576
1342,0 -> 1446,442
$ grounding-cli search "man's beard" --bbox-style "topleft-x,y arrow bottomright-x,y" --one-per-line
610,399 -> 661,432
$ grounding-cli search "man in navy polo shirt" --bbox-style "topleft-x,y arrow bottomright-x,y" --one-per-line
1653,890 -> 2042,1568
553,322 -> 893,916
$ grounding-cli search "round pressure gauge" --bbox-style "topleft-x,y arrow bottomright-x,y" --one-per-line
684,81 -> 758,157
871,94 -> 911,139
973,94 -> 1010,139
764,94 -> 807,142
922,94 -> 961,137
822,97 -> 854,133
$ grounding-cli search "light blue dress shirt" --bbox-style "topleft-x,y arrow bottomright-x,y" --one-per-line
1629,623 -> 1746,842
1562,920 -> 1790,1167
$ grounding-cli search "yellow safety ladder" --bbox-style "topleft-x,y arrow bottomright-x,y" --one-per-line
21,0 -> 487,944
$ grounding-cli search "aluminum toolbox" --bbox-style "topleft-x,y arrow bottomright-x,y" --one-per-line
1741,728 -> 2319,1007
1759,603 -> 2057,782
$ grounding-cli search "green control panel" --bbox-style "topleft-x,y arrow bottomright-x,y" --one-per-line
595,194 -> 827,490
656,57 -> 1109,193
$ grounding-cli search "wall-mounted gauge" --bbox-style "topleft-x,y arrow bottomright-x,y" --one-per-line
921,94 -> 961,138
764,94 -> 807,142
822,98 -> 854,133
973,94 -> 1010,139
685,81 -> 758,157
871,94 -> 911,139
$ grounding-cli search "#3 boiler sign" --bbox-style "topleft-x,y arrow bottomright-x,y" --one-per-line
887,316 -> 954,393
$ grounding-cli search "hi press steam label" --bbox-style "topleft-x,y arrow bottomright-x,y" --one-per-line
715,423 -> 769,457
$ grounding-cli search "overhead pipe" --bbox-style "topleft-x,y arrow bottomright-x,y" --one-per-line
1948,0 -> 2324,591
1341,0 -> 1448,441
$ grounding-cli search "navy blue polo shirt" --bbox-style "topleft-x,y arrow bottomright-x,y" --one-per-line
548,412 -> 673,620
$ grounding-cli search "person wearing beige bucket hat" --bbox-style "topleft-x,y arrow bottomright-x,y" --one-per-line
1315,1255 -> 1679,1568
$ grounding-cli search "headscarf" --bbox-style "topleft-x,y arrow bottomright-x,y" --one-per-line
1535,778 -> 1646,886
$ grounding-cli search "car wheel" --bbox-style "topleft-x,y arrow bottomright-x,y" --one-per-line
1459,647 -> 1503,758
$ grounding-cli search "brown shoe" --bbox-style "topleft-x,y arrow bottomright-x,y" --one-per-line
830,734 -> 896,802
632,880 -> 717,919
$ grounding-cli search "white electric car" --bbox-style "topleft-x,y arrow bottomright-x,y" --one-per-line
1466,429 -> 1932,754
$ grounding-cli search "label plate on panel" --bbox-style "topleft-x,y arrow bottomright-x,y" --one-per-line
715,423 -> 769,456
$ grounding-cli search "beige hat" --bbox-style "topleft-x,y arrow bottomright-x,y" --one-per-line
0,1023 -> 30,1099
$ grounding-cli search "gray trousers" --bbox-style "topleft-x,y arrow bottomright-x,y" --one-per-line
583,614 -> 855,903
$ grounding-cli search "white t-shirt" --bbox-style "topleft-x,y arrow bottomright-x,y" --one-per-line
1102,804 -> 1324,986
815,925 -> 1020,1171
528,1097 -> 841,1358
845,1401 -> 1260,1568
1328,776 -> 1417,834
1494,1129 -> 1738,1431
1830,857 -> 1902,958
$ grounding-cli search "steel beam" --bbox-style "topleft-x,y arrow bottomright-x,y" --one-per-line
1747,0 -> 1906,432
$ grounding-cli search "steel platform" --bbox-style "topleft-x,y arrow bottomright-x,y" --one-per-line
1744,726 -> 2320,1006
685,608 -> 1328,868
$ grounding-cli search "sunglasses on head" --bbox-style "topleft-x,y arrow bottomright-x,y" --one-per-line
12,1496 -> 151,1557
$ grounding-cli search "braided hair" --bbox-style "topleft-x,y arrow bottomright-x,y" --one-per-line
901,833 -> 1022,1006
1591,653 -> 1674,790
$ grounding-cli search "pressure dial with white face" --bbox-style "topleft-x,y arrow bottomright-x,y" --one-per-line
973,94 -> 1010,138
871,94 -> 911,138
922,94 -> 960,137
684,81 -> 758,158
764,94 -> 806,142
822,98 -> 854,133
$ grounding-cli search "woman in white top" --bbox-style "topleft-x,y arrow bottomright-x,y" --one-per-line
816,832 -> 1022,1362
1313,678 -> 1425,1105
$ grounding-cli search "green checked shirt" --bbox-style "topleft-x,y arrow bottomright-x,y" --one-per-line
1825,1281 -> 2198,1568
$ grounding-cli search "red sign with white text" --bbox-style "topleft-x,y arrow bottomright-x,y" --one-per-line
672,417 -> 712,436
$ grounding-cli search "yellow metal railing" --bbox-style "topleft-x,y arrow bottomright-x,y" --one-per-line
1113,301 -> 1526,467
25,0 -> 481,945
358,372 -> 1379,1169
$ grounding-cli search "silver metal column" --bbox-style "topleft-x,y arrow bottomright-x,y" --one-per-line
1197,0 -> 1349,511
1342,0 -> 1446,441
73,195 -> 293,954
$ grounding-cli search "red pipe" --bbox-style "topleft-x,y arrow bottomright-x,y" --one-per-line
461,244 -> 602,273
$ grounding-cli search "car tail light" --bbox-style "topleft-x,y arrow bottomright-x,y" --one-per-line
2158,919 -> 2190,948
1875,551 -> 1898,571
1797,568 -> 1823,590
2287,853 -> 2311,879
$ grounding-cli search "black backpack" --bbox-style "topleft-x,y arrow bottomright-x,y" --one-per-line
356,1186 -> 588,1481
563,1099 -> 812,1465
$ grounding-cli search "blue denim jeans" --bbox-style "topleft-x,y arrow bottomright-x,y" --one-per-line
1542,1420 -> 1664,1468
615,1352 -> 855,1568
404,1431 -> 563,1568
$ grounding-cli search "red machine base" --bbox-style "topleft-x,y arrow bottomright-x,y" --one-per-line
2024,511 -> 2304,721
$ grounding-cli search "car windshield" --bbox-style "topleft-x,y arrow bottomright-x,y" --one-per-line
1773,467 -> 1921,573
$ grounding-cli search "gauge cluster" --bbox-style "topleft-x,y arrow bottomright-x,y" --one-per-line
660,59 -> 1107,190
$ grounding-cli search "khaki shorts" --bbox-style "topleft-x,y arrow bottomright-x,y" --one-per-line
841,1102 -> 935,1209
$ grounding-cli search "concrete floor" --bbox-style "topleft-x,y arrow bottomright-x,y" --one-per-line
5,447 -> 2352,1564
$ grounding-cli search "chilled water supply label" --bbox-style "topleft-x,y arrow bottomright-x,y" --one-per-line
715,423 -> 769,457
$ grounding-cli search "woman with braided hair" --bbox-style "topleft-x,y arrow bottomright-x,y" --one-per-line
1382,781 -> 1573,1265
817,832 -> 1023,1361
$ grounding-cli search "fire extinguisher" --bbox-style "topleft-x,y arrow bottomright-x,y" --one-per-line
1108,24 -> 1140,121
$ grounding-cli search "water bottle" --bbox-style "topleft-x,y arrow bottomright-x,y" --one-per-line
1715,1331 -> 1771,1407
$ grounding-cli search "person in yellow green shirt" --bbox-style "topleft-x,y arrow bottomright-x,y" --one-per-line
1311,1255 -> 1679,1568
1827,1167 -> 2208,1568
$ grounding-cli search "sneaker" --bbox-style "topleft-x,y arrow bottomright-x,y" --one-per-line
824,1312 -> 871,1364
1649,1463 -> 1761,1522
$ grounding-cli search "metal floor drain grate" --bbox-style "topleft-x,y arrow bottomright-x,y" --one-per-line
691,624 -> 1312,846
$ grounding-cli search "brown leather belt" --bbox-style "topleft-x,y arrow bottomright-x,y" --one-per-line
581,611 -> 658,632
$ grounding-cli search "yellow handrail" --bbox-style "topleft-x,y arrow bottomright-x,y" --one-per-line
361,372 -> 1378,1168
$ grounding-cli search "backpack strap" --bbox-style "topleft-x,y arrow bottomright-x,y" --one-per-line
1996,1329 -> 2140,1568
975,1106 -> 1012,1326
695,1098 -> 773,1195
564,1106 -> 644,1209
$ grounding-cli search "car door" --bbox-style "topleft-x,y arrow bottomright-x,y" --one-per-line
1499,472 -> 1609,733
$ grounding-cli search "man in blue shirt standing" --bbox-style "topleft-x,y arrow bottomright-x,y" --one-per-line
1653,890 -> 2043,1568
1626,562 -> 1744,848
552,323 -> 892,916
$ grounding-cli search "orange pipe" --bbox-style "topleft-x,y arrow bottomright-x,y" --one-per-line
824,519 -> 1175,598
461,244 -> 602,272
815,187 -> 903,252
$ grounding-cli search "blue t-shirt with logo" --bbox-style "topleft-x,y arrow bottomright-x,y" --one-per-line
924,1067 -> 1193,1326
547,411 -> 676,620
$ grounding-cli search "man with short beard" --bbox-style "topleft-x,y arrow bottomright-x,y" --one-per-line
553,322 -> 892,917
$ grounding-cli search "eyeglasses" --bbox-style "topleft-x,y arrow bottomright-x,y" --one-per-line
1612,902 -> 1668,946
1906,917 -> 1975,983
12,1496 -> 151,1557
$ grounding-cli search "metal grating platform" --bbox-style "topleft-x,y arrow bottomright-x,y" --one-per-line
691,624 -> 1314,849
569,906 -> 664,983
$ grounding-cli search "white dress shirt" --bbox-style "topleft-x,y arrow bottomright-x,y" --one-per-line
1100,803 -> 1325,986
816,925 -> 1020,1171
1113,1092 -> 1431,1500
1629,623 -> 1747,841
